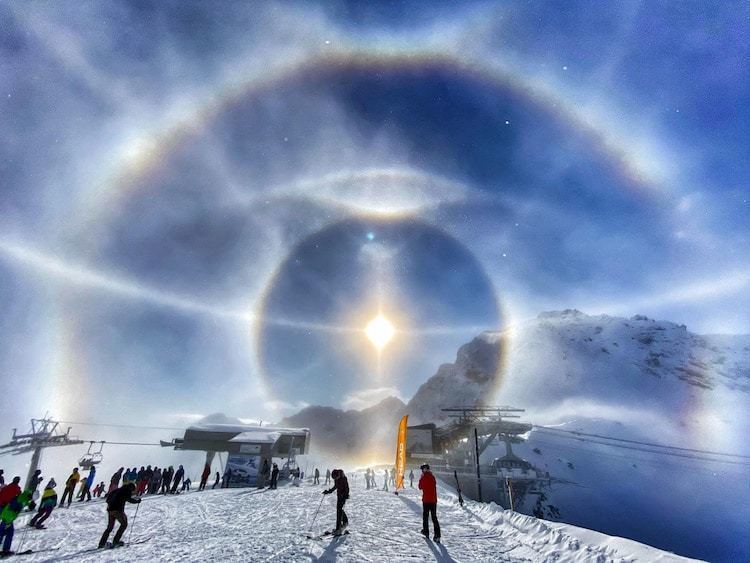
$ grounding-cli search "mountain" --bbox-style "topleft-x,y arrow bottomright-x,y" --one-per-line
282,309 -> 750,561
280,395 -> 407,460
406,333 -> 503,424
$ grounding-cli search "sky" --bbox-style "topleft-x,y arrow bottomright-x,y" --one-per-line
0,0 -> 749,446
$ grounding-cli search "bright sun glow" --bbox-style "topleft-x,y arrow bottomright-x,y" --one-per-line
365,314 -> 396,350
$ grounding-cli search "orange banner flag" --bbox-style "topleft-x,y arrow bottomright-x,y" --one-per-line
395,414 -> 408,490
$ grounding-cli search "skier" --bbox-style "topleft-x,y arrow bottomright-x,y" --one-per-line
314,468 -> 320,485
269,464 -> 279,490
182,477 -> 191,492
409,469 -> 414,488
136,466 -> 147,496
170,465 -> 184,494
212,471 -> 220,489
28,479 -> 57,529
79,466 -> 96,502
0,478 -> 20,510
25,470 -> 43,511
199,464 -> 211,491
98,483 -> 141,549
0,489 -> 31,556
60,468 -> 80,507
109,468 -> 124,493
382,469 -> 389,492
258,459 -> 270,489
149,467 -> 162,495
324,469 -> 331,486
161,466 -> 173,494
322,469 -> 349,535
418,464 -> 440,542
222,467 -> 231,489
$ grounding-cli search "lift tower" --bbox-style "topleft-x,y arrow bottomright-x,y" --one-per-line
0,417 -> 84,490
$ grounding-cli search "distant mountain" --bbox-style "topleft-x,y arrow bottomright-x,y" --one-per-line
280,395 -> 407,459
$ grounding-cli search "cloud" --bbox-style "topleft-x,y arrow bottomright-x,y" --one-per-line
341,387 -> 404,411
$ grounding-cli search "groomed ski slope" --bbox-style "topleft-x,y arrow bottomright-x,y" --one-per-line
14,474 -> 699,562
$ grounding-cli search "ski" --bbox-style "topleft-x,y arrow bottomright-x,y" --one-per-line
0,548 -> 60,558
305,530 -> 349,540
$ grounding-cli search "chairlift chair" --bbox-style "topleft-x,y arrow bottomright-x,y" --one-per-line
78,441 -> 104,469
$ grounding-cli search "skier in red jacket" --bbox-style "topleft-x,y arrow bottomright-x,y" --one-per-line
418,464 -> 441,542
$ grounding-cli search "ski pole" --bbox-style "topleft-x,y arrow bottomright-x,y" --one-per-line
308,494 -> 325,534
16,515 -> 31,554
128,501 -> 140,544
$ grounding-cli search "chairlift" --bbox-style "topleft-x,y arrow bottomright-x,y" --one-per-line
78,441 -> 104,469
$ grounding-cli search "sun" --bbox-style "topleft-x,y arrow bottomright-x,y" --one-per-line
365,314 -> 396,350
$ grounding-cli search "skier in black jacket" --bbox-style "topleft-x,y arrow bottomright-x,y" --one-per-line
322,469 -> 349,535
98,483 -> 140,548
170,465 -> 184,494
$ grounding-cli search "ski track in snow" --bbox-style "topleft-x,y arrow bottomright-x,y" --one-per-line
12,477 -> 699,562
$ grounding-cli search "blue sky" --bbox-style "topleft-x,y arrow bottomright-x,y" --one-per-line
0,1 -> 748,427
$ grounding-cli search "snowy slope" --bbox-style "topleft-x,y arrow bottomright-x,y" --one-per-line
13,476 -> 698,562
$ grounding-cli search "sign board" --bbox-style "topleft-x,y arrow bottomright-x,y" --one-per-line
226,454 -> 260,487
407,427 -> 434,455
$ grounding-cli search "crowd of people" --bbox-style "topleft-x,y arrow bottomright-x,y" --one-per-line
0,460 -> 441,554
0,461 -> 201,554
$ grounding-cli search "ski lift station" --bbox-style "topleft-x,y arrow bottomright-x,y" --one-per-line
161,422 -> 310,487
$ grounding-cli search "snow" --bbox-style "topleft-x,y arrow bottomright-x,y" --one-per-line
187,423 -> 308,434
13,474 -> 698,562
229,431 -> 282,444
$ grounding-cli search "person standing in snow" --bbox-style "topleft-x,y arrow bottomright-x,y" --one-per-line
390,467 -> 396,487
322,469 -> 349,535
0,477 -> 21,510
382,469 -> 389,492
26,469 -> 43,509
199,464 -> 211,491
136,466 -> 148,496
222,467 -> 231,489
182,478 -> 191,492
0,489 -> 31,555
109,468 -> 123,493
150,467 -> 162,495
98,483 -> 141,549
324,469 -> 331,485
313,468 -> 320,485
269,464 -> 279,490
28,479 -> 57,529
212,471 -> 220,489
161,466 -> 173,494
418,464 -> 440,542
258,459 -> 270,489
409,469 -> 415,488
60,468 -> 79,507
79,466 -> 96,502
170,465 -> 184,494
